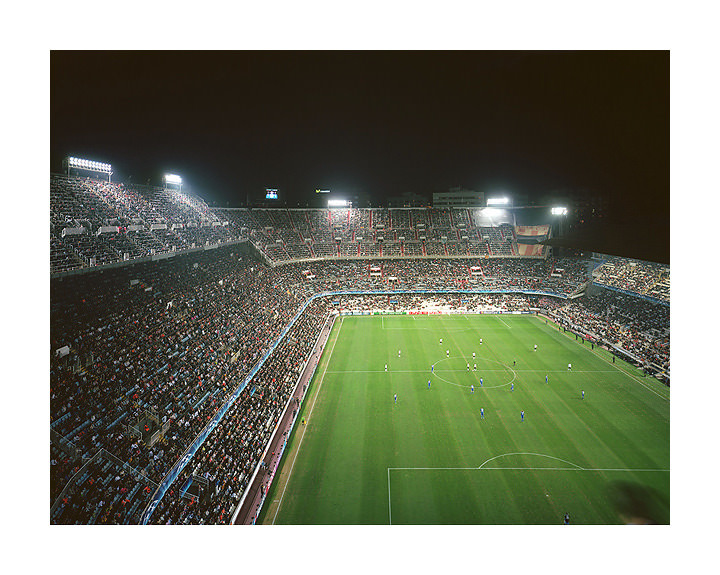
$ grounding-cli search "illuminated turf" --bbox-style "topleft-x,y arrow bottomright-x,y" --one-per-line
261,314 -> 670,524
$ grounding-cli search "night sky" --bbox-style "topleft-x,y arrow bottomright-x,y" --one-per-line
51,50 -> 669,260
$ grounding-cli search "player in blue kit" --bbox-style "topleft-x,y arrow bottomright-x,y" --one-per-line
480,408 -> 484,420
428,380 -> 431,390
511,383 -> 514,392
394,393 -> 397,404
545,374 -> 548,384
521,410 -> 524,422
471,384 -> 474,393
582,390 -> 584,400
480,377 -> 483,387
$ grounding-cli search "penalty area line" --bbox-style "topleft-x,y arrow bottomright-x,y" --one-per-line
387,468 -> 391,525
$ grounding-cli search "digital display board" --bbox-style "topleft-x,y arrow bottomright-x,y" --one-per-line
265,188 -> 278,200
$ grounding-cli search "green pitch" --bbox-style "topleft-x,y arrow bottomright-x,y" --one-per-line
260,314 -> 670,524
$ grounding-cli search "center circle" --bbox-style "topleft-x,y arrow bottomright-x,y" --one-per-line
431,356 -> 516,389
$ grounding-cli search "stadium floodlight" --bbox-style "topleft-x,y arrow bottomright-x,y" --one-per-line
551,207 -> 568,216
328,199 -> 349,207
164,174 -> 183,185
487,197 -> 509,206
66,156 -> 113,180
67,156 -> 112,173
482,207 -> 503,218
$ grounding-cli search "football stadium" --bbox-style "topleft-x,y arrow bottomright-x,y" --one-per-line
50,177 -> 670,525
49,51 -> 671,529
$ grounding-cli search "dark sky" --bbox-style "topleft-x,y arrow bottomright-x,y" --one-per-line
51,50 -> 669,259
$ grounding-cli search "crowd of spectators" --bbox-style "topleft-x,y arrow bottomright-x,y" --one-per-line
50,174 -> 242,274
232,209 -> 526,263
51,245 -> 315,523
593,256 -> 670,303
286,257 -> 589,296
52,173 -> 561,275
147,299 -> 329,524
51,450 -> 157,525
548,288 -> 669,373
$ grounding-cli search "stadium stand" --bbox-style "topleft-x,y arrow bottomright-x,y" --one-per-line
52,175 -> 559,273
50,175 -> 240,274
548,290 -> 669,376
592,256 -> 670,303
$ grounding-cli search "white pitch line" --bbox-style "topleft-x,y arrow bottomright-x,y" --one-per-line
479,452 -> 584,469
271,319 -> 343,525
387,468 -> 392,525
496,316 -> 511,328
388,467 -> 669,472
381,326 -> 481,333
327,369 -> 617,374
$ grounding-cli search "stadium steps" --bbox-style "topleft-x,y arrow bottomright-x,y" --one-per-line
63,419 -> 91,442
106,413 -> 126,430
52,412 -> 72,429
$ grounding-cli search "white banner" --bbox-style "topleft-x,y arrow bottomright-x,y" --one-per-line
97,226 -> 120,235
61,227 -> 85,237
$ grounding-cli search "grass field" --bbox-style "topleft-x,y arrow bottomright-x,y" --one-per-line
260,314 -> 670,525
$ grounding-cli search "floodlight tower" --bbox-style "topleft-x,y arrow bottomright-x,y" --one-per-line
486,196 -> 515,224
551,206 -> 569,255
486,196 -> 511,207
65,156 -> 113,182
